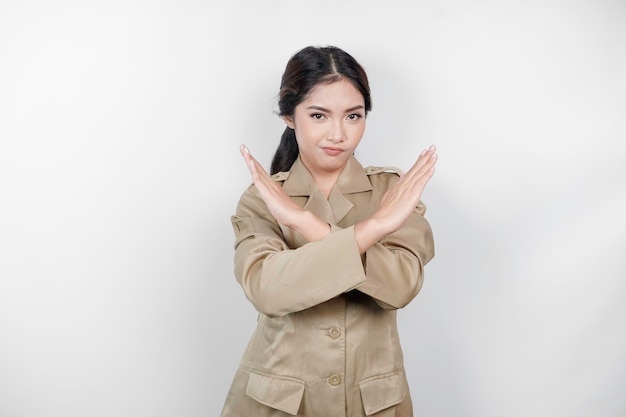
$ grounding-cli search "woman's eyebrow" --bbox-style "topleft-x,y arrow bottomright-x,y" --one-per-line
306,105 -> 365,112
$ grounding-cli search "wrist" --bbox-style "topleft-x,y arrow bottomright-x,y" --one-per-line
291,210 -> 331,242
354,217 -> 388,254
285,208 -> 310,229
363,216 -> 389,238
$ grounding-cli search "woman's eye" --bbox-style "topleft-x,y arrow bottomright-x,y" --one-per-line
310,113 -> 324,120
347,113 -> 363,120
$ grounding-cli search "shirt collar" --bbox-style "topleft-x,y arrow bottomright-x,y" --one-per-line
282,155 -> 373,196
280,156 -> 373,225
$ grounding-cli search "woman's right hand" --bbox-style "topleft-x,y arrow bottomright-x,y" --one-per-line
354,146 -> 437,253
240,144 -> 331,242
239,144 -> 303,228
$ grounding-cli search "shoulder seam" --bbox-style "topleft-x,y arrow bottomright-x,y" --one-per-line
271,171 -> 290,181
364,165 -> 405,176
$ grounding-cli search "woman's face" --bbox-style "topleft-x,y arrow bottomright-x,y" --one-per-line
284,78 -> 366,179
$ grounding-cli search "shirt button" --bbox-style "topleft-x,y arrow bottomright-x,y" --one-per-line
327,327 -> 341,339
328,374 -> 341,386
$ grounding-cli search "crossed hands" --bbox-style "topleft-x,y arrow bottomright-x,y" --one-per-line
239,143 -> 437,247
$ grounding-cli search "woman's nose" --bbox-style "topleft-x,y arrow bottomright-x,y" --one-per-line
326,120 -> 345,142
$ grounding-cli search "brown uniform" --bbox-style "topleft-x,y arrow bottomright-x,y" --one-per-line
221,156 -> 434,416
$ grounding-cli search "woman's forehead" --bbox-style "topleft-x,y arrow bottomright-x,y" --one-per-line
300,79 -> 364,109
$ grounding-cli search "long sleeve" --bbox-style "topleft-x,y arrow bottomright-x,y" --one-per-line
356,202 -> 435,309
230,186 -> 367,318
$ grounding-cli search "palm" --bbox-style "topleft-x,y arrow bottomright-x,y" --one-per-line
240,144 -> 302,228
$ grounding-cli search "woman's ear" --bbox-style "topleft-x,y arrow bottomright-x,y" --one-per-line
282,115 -> 295,129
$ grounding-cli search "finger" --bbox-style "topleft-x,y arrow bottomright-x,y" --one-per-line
241,145 -> 280,198
240,144 -> 252,169
401,146 -> 437,183
240,145 -> 265,175
249,155 -> 274,185
408,161 -> 436,194
414,152 -> 438,180
240,144 -> 269,186
409,145 -> 436,171
240,144 -> 266,176
240,144 -> 258,179
416,145 -> 436,169
240,143 -> 254,162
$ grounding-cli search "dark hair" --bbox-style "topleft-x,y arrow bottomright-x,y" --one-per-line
270,46 -> 372,174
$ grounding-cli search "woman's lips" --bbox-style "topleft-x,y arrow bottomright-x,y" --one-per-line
322,147 -> 343,156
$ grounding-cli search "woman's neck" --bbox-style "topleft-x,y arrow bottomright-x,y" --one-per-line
311,170 -> 341,200
299,157 -> 345,200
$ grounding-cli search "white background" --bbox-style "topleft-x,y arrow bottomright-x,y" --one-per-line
1,1 -> 625,416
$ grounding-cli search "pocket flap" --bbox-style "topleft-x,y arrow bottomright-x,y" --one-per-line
245,370 -> 305,415
359,370 -> 407,416
231,215 -> 282,247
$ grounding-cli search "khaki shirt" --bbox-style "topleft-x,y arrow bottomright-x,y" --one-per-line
221,156 -> 434,417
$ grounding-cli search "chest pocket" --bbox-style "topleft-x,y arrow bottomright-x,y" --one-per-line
245,370 -> 305,415
359,370 -> 407,416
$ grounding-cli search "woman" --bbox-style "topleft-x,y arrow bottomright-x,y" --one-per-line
221,46 -> 437,417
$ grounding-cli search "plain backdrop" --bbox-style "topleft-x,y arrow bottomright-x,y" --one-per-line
1,1 -> 625,416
